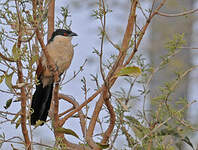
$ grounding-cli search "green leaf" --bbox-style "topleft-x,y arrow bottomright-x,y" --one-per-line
3,98 -> 12,109
11,112 -> 20,124
125,116 -> 149,139
12,43 -> 20,61
31,55 -> 39,65
16,117 -> 21,129
125,116 -> 142,126
0,142 -> 2,149
55,127 -> 79,139
132,126 -> 144,139
0,133 -> 5,149
11,144 -> 19,150
0,75 -> 5,84
96,143 -> 109,149
5,72 -> 14,90
34,120 -> 45,127
0,132 -> 5,139
151,95 -> 166,102
116,66 -> 141,77
157,128 -> 180,137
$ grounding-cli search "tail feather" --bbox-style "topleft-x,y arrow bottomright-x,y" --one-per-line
31,80 -> 53,125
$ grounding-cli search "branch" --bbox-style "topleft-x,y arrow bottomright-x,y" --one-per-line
99,0 -> 107,83
0,52 -> 15,62
32,0 -> 57,74
157,8 -> 198,17
45,0 -> 62,143
124,0 -> 167,66
86,94 -> 104,149
53,82 -> 60,129
132,101 -> 195,148
101,98 -> 115,144
15,0 -> 31,149
106,0 -> 137,80
95,1 -> 116,145
85,0 -> 138,148
54,133 -> 92,150
58,93 -> 86,137
47,0 -> 55,41
180,47 -> 198,50
32,0 -> 60,128
61,59 -> 87,85
59,86 -> 103,126
58,107 -> 74,117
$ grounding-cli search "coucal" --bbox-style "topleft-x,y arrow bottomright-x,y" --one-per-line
31,29 -> 77,125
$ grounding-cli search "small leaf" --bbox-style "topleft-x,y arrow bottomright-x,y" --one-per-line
11,112 -> 20,124
0,133 -> 5,149
132,126 -> 146,139
0,132 -> 5,139
12,43 -> 20,61
16,117 -> 21,129
11,144 -> 19,150
34,120 -> 44,127
0,141 -> 2,149
117,98 -> 128,111
114,44 -> 120,51
157,128 -> 180,137
5,72 -> 14,90
31,55 -> 39,65
0,75 -> 5,84
55,127 -> 79,139
125,116 -> 149,139
125,116 -> 141,126
116,66 -> 141,77
4,98 -> 12,109
96,143 -> 109,149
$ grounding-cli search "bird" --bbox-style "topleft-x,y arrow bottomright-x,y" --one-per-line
30,29 -> 77,125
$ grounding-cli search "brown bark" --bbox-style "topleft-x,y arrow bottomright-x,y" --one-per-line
15,0 -> 31,149
47,0 -> 55,41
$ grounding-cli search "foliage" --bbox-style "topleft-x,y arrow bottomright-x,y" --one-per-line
112,34 -> 196,149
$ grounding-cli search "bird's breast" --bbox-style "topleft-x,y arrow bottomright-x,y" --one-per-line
42,38 -> 74,76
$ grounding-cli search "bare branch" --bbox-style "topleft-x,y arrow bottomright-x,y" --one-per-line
124,0 -> 167,66
106,0 -> 138,80
157,8 -> 198,17
59,86 -> 103,126
15,0 -> 31,149
47,0 -> 55,41
101,98 -> 115,144
58,93 -> 86,137
0,52 -> 15,62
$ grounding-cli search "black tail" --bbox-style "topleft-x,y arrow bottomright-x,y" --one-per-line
31,80 -> 53,125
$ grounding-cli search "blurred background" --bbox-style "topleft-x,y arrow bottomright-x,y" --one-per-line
0,0 -> 198,149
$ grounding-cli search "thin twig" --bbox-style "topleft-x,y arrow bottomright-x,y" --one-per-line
133,101 -> 196,148
157,8 -> 198,17
99,0 -> 107,83
0,52 -> 15,62
138,1 -> 148,19
61,59 -> 87,85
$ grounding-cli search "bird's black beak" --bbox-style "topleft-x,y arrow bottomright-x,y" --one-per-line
69,32 -> 78,36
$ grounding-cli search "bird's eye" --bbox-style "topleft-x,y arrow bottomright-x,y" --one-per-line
64,33 -> 67,36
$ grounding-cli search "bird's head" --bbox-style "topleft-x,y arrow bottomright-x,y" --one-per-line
48,29 -> 77,43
